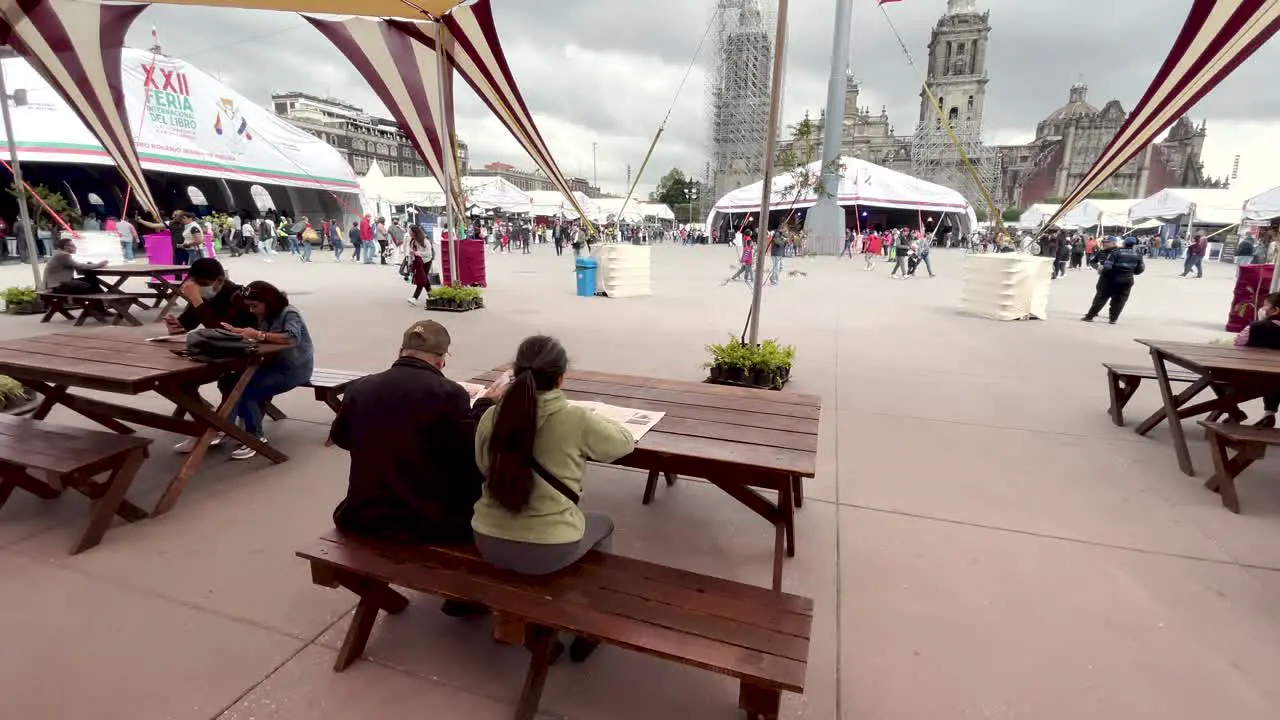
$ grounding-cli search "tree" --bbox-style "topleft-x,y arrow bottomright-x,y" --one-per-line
1001,208 -> 1022,222
7,183 -> 80,231
650,167 -> 705,223
973,207 -> 988,222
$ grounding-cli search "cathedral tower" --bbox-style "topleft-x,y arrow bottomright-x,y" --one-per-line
918,0 -> 991,130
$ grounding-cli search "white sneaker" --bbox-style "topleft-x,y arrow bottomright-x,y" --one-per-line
173,433 -> 225,454
230,438 -> 265,461
406,297 -> 417,306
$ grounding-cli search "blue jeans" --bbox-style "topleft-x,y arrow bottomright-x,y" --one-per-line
301,241 -> 312,261
234,362 -> 313,438
333,240 -> 343,261
769,256 -> 782,285
287,235 -> 299,254
362,240 -> 376,263
121,240 -> 134,261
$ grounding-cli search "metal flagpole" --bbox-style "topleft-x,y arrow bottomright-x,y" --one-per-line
436,22 -> 459,286
747,0 -> 789,347
0,51 -> 40,288
804,0 -> 853,256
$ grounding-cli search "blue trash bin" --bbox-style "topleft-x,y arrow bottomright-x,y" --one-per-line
575,257 -> 597,297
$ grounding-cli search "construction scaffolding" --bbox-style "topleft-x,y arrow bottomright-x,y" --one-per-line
910,118 -> 1001,218
707,0 -> 774,205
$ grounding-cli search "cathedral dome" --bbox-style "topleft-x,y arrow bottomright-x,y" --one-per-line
1043,83 -> 1098,122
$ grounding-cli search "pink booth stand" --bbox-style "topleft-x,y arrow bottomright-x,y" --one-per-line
144,232 -> 215,280
439,237 -> 487,287
1226,263 -> 1274,333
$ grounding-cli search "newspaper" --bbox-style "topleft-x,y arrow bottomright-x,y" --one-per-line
457,381 -> 488,407
570,400 -> 664,441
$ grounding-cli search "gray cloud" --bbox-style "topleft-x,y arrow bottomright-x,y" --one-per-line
127,0 -> 1279,194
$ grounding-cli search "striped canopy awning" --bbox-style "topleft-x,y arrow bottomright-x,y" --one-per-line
306,15 -> 466,214
141,0 -> 464,21
1043,0 -> 1280,229
0,0 -> 160,216
311,0 -> 592,228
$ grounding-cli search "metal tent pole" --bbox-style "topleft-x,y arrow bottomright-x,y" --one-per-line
747,0 -> 789,347
436,23 -> 459,286
0,53 -> 40,288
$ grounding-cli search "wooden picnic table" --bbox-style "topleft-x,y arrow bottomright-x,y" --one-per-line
1135,339 -> 1280,476
82,264 -> 189,320
0,325 -> 288,515
470,368 -> 821,590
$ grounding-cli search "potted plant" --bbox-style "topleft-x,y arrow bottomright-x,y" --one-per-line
704,337 -> 795,390
426,285 -> 485,312
0,375 -> 37,414
2,286 -> 41,315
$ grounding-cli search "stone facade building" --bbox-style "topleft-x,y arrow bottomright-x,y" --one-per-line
271,91 -> 469,179
778,0 -> 1213,212
469,162 -> 599,197
995,84 -> 1213,208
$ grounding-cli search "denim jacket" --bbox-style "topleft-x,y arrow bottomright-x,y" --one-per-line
259,305 -> 315,375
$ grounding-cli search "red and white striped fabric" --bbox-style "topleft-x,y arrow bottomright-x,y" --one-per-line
1044,0 -> 1280,228
0,0 -> 159,217
305,15 -> 465,213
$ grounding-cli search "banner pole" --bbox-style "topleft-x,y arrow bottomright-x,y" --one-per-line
436,23 -> 460,287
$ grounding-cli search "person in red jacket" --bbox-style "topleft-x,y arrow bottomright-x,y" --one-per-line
863,232 -> 883,271
359,213 -> 375,264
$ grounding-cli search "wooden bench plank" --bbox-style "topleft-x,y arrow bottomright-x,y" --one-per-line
1198,421 -> 1280,446
1102,362 -> 1200,382
565,368 -> 821,408
300,533 -> 811,692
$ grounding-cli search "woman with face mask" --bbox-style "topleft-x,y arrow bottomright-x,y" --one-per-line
166,258 -> 256,335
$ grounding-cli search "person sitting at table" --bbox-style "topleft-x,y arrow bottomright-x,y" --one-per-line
42,235 -> 107,294
165,258 -> 261,454
218,281 -> 314,460
1234,291 -> 1280,427
471,336 -> 635,658
329,321 -> 509,614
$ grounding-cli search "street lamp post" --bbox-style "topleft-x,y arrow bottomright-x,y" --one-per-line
0,49 -> 40,289
591,142 -> 598,189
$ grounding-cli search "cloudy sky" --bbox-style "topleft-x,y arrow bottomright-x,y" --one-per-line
127,0 -> 1279,199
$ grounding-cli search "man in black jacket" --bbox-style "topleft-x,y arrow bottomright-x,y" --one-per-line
1083,237 -> 1145,324
330,320 -> 507,545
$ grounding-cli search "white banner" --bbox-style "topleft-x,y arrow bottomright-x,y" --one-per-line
0,49 -> 358,193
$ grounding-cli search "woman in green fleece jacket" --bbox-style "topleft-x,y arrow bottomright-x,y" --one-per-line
472,335 -> 635,578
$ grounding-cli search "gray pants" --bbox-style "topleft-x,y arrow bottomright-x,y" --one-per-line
475,512 -> 614,575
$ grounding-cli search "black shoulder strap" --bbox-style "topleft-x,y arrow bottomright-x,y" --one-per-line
530,457 -> 579,505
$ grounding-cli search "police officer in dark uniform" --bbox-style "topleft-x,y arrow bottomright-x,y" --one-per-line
1083,236 -> 1145,324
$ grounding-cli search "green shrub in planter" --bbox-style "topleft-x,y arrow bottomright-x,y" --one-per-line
427,285 -> 484,310
2,286 -> 41,315
704,336 -> 796,389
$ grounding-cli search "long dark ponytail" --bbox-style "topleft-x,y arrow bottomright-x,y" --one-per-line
487,335 -> 569,512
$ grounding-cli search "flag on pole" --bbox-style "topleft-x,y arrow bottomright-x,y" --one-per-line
878,0 -> 903,5
151,24 -> 158,45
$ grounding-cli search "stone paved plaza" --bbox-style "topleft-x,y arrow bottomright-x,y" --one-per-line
1,244 -> 1279,719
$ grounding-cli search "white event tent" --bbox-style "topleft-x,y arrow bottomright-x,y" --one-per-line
1128,187 -> 1262,226
527,190 -> 600,220
1017,203 -> 1059,228
708,156 -> 977,234
1243,186 -> 1280,221
359,163 -> 534,214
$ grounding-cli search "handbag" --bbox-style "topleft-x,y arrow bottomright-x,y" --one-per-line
302,228 -> 320,244
175,328 -> 256,363
531,458 -> 579,505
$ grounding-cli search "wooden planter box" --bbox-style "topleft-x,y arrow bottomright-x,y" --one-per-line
705,365 -> 792,391
4,300 -> 43,315
425,297 -> 485,313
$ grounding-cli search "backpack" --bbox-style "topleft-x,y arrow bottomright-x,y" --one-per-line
175,328 -> 256,363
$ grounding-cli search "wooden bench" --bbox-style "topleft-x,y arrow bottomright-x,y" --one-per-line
0,414 -> 151,554
265,368 -> 367,420
1198,421 -> 1280,514
1104,362 -> 1200,426
299,530 -> 813,720
38,292 -> 142,327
